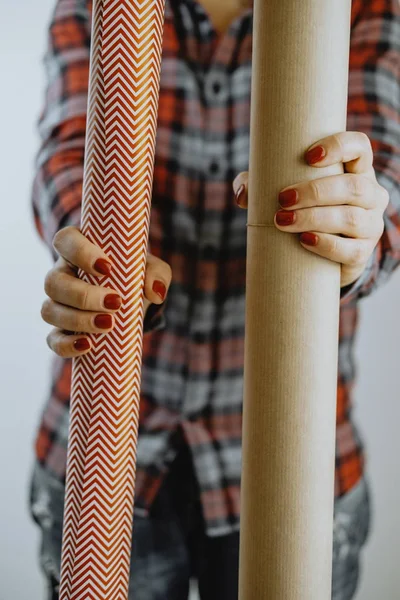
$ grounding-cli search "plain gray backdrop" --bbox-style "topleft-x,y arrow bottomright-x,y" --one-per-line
0,1 -> 399,598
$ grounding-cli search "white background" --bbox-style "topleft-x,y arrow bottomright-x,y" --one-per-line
0,1 -> 399,598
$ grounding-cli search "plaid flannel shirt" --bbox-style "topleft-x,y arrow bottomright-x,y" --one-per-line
31,0 -> 400,536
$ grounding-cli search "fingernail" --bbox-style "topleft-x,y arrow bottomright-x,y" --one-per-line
94,258 -> 112,276
152,280 -> 166,301
104,294 -> 122,310
235,184 -> 246,207
306,145 -> 326,165
94,314 -> 113,329
276,210 -> 296,226
300,232 -> 319,246
279,188 -> 298,208
73,338 -> 90,352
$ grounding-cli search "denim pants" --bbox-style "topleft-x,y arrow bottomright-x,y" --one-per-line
30,442 -> 371,600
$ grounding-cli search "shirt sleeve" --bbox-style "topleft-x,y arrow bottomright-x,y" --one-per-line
31,0 -> 166,333
341,0 -> 400,305
31,0 -> 90,257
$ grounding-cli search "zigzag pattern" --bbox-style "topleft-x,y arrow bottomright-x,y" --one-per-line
59,1 -> 165,598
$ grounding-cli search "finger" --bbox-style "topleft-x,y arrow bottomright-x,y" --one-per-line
41,299 -> 115,334
52,226 -> 113,277
233,172 -> 249,208
275,205 -> 382,239
299,231 -> 374,270
44,266 -> 122,312
305,131 -> 374,175
46,327 -> 92,358
144,254 -> 172,305
278,173 -> 389,211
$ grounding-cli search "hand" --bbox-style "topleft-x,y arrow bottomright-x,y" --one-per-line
233,132 -> 389,288
41,226 -> 172,357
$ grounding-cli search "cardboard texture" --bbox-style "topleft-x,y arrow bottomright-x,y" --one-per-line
238,1 -> 352,598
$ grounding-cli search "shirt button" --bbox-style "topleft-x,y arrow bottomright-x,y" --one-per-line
209,160 -> 220,175
212,81 -> 222,95
205,71 -> 228,104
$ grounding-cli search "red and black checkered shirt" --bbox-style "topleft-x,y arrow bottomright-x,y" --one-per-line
32,0 -> 400,535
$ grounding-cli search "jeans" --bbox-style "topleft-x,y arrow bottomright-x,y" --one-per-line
30,442 -> 371,600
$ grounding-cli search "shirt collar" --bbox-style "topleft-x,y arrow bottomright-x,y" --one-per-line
166,0 -> 253,70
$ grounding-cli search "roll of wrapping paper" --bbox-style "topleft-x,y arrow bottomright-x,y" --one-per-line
59,1 -> 165,598
239,1 -> 351,599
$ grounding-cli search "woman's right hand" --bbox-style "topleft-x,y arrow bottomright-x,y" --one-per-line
41,226 -> 172,358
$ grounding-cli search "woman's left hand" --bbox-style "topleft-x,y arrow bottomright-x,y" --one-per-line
233,131 -> 389,288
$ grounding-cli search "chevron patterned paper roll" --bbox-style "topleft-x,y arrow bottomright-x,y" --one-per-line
59,1 -> 165,598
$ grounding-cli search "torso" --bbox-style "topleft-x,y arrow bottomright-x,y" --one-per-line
198,0 -> 250,33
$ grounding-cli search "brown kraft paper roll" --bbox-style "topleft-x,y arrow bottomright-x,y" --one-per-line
239,1 -> 352,598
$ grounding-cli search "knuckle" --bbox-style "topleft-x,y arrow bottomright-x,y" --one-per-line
44,270 -> 56,297
350,244 -> 368,267
52,227 -> 70,251
309,180 -> 322,205
46,330 -> 73,358
54,338 -> 68,358
41,299 -> 52,322
68,313 -> 81,332
332,133 -> 344,153
381,187 -> 390,209
376,214 -> 385,238
367,209 -> 384,239
349,175 -> 366,198
307,209 -> 319,229
47,332 -> 66,357
49,334 -> 63,356
77,287 -> 90,311
345,206 -> 363,230
75,236 -> 87,258
53,226 -> 80,256
360,131 -> 371,150
46,331 -> 53,351
329,236 -> 341,257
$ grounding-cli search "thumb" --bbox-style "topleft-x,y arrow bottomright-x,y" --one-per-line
233,172 -> 249,208
144,253 -> 172,308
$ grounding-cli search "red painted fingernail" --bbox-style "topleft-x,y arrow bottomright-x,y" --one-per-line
152,280 -> 166,301
276,210 -> 296,226
235,184 -> 246,207
279,188 -> 298,208
300,232 -> 319,246
94,314 -> 113,329
104,294 -> 122,310
306,145 -> 326,165
73,338 -> 90,352
94,258 -> 112,276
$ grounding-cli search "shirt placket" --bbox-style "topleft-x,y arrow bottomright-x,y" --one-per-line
182,39 -> 235,418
